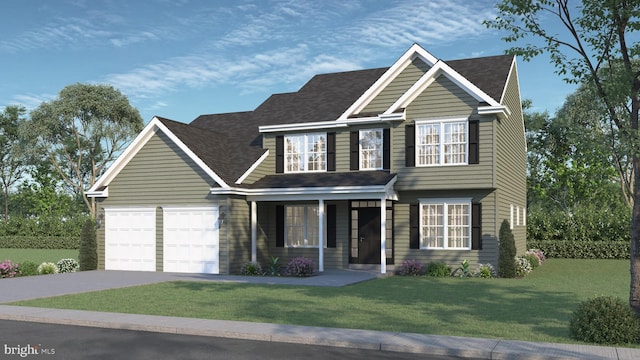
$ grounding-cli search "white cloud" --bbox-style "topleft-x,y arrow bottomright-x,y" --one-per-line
10,93 -> 56,111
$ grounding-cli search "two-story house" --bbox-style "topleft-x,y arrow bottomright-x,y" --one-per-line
87,44 -> 526,275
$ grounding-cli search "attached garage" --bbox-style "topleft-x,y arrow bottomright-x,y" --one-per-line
104,207 -> 157,271
163,206 -> 220,274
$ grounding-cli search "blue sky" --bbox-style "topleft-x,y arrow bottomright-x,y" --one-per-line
0,0 -> 576,124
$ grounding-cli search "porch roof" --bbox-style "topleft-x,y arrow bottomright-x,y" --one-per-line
210,171 -> 398,201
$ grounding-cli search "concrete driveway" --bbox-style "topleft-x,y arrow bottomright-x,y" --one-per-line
0,269 -> 379,303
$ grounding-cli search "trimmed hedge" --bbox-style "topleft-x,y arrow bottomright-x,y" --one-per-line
0,236 -> 80,249
528,240 -> 629,259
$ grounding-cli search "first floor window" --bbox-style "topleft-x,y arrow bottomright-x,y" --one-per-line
285,205 -> 319,247
421,199 -> 470,249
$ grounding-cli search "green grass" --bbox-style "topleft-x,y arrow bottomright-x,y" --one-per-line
9,259 -> 631,345
0,248 -> 79,264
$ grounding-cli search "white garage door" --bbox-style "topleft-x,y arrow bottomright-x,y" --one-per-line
104,208 -> 156,271
163,207 -> 220,274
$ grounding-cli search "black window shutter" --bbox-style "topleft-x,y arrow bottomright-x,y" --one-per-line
275,135 -> 284,173
468,120 -> 479,165
350,131 -> 359,170
327,132 -> 336,172
327,204 -> 337,248
471,202 -> 482,250
409,203 -> 420,249
383,128 -> 390,170
405,124 -> 415,167
276,205 -> 285,247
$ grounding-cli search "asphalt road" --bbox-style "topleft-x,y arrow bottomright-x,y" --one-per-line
0,320 -> 476,360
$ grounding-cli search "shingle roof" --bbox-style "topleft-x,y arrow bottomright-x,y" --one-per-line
446,54 -> 513,102
181,52 -> 514,186
248,171 -> 397,189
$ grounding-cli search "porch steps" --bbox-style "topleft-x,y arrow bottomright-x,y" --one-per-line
348,264 -> 395,273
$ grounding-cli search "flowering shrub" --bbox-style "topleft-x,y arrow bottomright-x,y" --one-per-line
37,262 -> 59,275
57,258 -> 79,273
284,257 -> 315,277
526,249 -> 546,265
240,261 -> 263,276
0,260 -> 21,278
476,263 -> 496,278
515,257 -> 532,277
397,259 -> 423,276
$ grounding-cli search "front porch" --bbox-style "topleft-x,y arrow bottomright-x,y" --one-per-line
212,171 -> 398,274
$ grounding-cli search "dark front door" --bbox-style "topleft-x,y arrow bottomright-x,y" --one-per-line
358,208 -> 381,264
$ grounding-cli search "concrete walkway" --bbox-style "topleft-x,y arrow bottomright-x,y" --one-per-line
0,270 -> 639,359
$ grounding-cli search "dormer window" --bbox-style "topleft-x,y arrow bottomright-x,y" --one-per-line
284,133 -> 326,172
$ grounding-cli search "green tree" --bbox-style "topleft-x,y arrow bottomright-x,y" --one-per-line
498,220 -> 516,278
24,83 -> 143,217
485,0 -> 640,312
0,105 -> 28,222
79,218 -> 97,271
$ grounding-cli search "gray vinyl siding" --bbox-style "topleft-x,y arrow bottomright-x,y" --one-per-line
95,131 -> 232,273
254,201 -> 349,270
394,190 -> 498,268
395,74 -> 495,190
241,151 -> 272,185
361,57 -> 430,114
495,63 -> 527,254
224,196 -> 251,274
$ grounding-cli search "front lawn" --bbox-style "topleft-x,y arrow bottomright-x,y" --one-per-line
9,259 -> 630,344
0,248 -> 78,265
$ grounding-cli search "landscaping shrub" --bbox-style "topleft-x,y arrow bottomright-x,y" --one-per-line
515,257 -> 532,277
569,296 -> 640,345
0,236 -> 80,249
452,259 -> 472,278
284,257 -> 315,277
397,259 -> 423,276
37,262 -> 59,275
476,263 -> 496,278
57,258 -> 79,273
425,262 -> 451,277
79,219 -> 97,271
266,257 -> 281,276
525,249 -> 546,264
18,261 -> 39,276
0,259 -> 21,278
527,240 -> 629,259
240,262 -> 263,276
498,220 -> 516,278
522,253 -> 540,268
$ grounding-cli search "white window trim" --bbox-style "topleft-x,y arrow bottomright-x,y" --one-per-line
419,198 -> 472,250
359,128 -> 384,171
510,204 -> 514,229
415,117 -> 468,167
285,205 -> 319,248
522,207 -> 527,227
284,132 -> 327,173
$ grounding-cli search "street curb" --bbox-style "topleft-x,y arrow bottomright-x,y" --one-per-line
0,306 -> 637,360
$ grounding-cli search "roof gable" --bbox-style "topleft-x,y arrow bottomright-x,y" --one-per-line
88,117 -> 230,195
339,44 -> 514,119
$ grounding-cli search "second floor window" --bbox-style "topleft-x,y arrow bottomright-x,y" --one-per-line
360,129 -> 383,170
285,133 -> 326,172
416,120 -> 467,166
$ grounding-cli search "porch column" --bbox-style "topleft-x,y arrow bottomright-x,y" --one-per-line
318,199 -> 325,272
251,201 -> 257,263
380,197 -> 387,274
